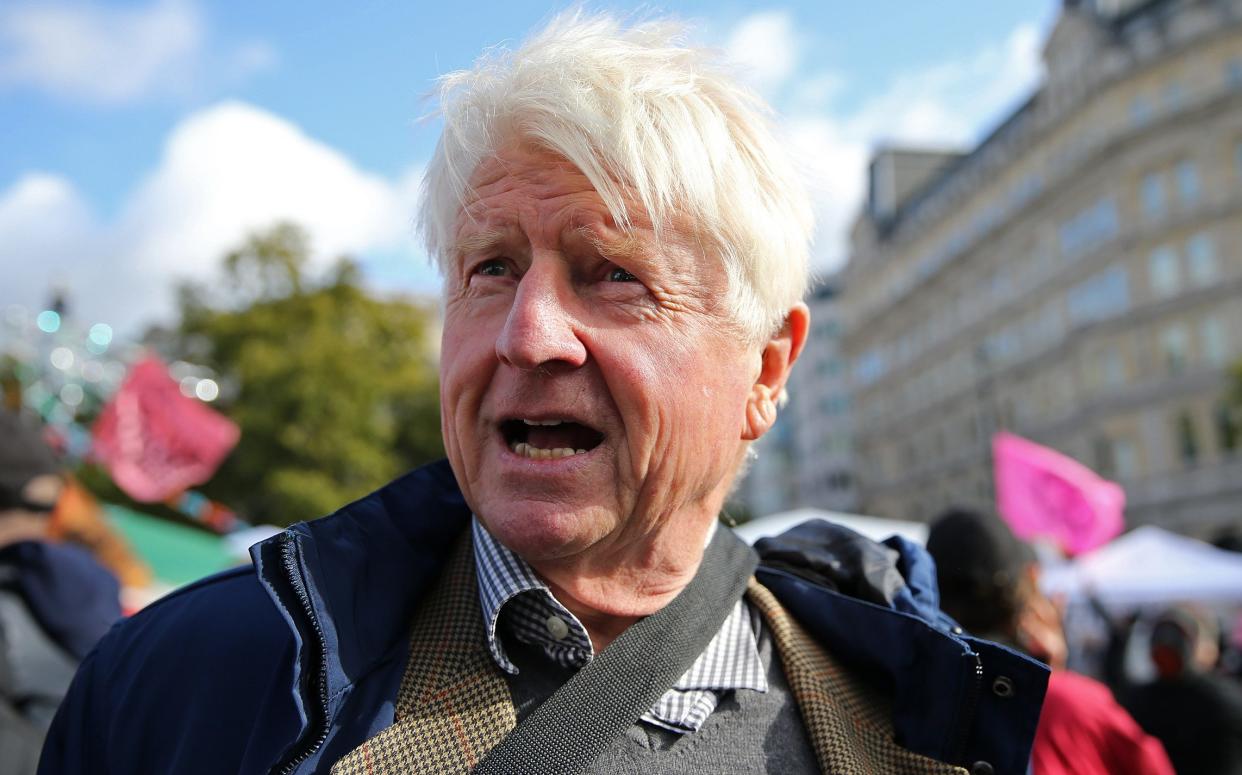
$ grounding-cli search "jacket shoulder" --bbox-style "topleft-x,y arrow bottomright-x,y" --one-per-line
113,564 -> 294,664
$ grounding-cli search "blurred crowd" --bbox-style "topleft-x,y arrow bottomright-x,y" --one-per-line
0,410 -> 124,773
929,508 -> 1242,775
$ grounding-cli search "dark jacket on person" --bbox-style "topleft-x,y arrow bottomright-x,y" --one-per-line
40,460 -> 1047,774
2,540 -> 120,775
1124,670 -> 1242,775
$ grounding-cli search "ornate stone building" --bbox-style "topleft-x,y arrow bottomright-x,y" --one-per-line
842,0 -> 1242,536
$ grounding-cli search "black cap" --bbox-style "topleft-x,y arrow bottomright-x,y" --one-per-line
0,411 -> 63,512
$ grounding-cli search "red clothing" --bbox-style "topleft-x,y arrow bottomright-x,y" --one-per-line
1033,671 -> 1174,775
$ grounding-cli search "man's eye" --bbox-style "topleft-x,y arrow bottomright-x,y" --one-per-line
607,267 -> 638,282
474,259 -> 509,277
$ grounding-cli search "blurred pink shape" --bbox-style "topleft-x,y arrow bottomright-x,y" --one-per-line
993,431 -> 1125,556
92,357 -> 240,503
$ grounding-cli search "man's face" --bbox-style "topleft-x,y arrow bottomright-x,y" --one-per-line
439,141 -> 763,563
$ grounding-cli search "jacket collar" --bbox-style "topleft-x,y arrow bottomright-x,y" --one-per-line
251,459 -> 471,702
754,519 -> 1048,775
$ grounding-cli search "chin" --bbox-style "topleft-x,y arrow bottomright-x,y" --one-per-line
478,502 -> 612,562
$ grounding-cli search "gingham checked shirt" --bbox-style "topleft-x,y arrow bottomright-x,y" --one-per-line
471,518 -> 768,733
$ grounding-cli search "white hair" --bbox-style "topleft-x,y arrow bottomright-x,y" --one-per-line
419,10 -> 813,341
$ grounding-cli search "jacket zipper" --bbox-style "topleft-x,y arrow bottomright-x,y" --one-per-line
950,652 -> 984,765
274,534 -> 332,775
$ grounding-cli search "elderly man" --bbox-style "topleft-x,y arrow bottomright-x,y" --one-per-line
41,13 -> 1045,775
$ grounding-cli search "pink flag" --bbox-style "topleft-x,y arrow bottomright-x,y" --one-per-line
993,431 -> 1125,555
92,357 -> 240,503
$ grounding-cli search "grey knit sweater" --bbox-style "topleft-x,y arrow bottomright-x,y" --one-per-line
503,604 -> 820,774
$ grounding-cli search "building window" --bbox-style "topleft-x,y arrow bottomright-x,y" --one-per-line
1141,172 -> 1166,219
1200,315 -> 1228,366
1087,347 -> 1127,392
1228,59 -> 1242,90
1176,160 -> 1201,205
1186,233 -> 1219,286
983,325 -> 1020,364
1160,323 -> 1190,375
1131,95 -> 1153,127
1114,438 -> 1138,480
1148,246 -> 1181,298
1093,436 -> 1115,477
1101,348 -> 1126,387
1175,410 -> 1199,466
1059,198 -> 1120,258
1067,266 -> 1130,326
855,350 -> 887,386
1163,81 -> 1185,111
1218,403 -> 1240,456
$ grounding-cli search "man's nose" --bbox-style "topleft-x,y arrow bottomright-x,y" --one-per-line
495,263 -> 588,371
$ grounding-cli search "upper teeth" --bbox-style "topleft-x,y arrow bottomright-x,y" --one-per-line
522,419 -> 563,426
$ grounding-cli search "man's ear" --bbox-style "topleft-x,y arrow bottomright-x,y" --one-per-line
742,303 -> 809,441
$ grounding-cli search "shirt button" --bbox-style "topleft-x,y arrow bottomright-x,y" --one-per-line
970,761 -> 994,775
545,615 -> 570,640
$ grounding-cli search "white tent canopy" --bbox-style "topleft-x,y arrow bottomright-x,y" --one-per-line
1040,525 -> 1242,608
731,508 -> 929,546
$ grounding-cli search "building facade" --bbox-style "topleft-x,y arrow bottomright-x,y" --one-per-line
842,0 -> 1242,536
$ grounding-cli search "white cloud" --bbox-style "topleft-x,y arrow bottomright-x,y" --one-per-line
763,21 -> 1045,273
725,10 -> 800,96
0,102 -> 434,336
119,101 -> 411,277
0,0 -> 275,105
0,173 -> 100,313
842,23 -> 1043,147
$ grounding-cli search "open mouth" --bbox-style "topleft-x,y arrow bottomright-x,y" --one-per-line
501,418 -> 605,460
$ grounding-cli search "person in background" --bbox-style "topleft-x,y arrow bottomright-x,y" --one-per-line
0,411 -> 121,775
1123,605 -> 1242,774
927,508 -> 1173,775
46,475 -> 152,591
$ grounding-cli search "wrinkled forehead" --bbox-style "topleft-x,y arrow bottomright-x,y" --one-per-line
449,138 -> 706,261
458,140 -> 629,222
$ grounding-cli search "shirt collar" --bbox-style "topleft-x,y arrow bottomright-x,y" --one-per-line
470,516 -> 768,733
471,517 -> 594,674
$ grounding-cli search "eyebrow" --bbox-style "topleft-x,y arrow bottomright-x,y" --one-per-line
454,225 -> 648,264
452,228 -> 509,257
577,226 -> 646,264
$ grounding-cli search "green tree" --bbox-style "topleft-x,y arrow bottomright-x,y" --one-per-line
1227,358 -> 1242,450
1230,358 -> 1242,411
174,222 -> 443,525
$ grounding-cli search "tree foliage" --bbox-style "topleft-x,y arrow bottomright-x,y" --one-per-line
1230,358 -> 1242,411
174,223 -> 443,525
1228,357 -> 1242,443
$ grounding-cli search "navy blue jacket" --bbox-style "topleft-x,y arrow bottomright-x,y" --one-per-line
0,540 -> 121,661
40,460 -> 1046,774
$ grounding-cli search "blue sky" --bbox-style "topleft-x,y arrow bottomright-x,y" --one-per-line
1,0 -> 1057,335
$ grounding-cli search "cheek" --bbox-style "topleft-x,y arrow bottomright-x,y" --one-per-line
602,333 -> 752,472
439,313 -> 499,448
